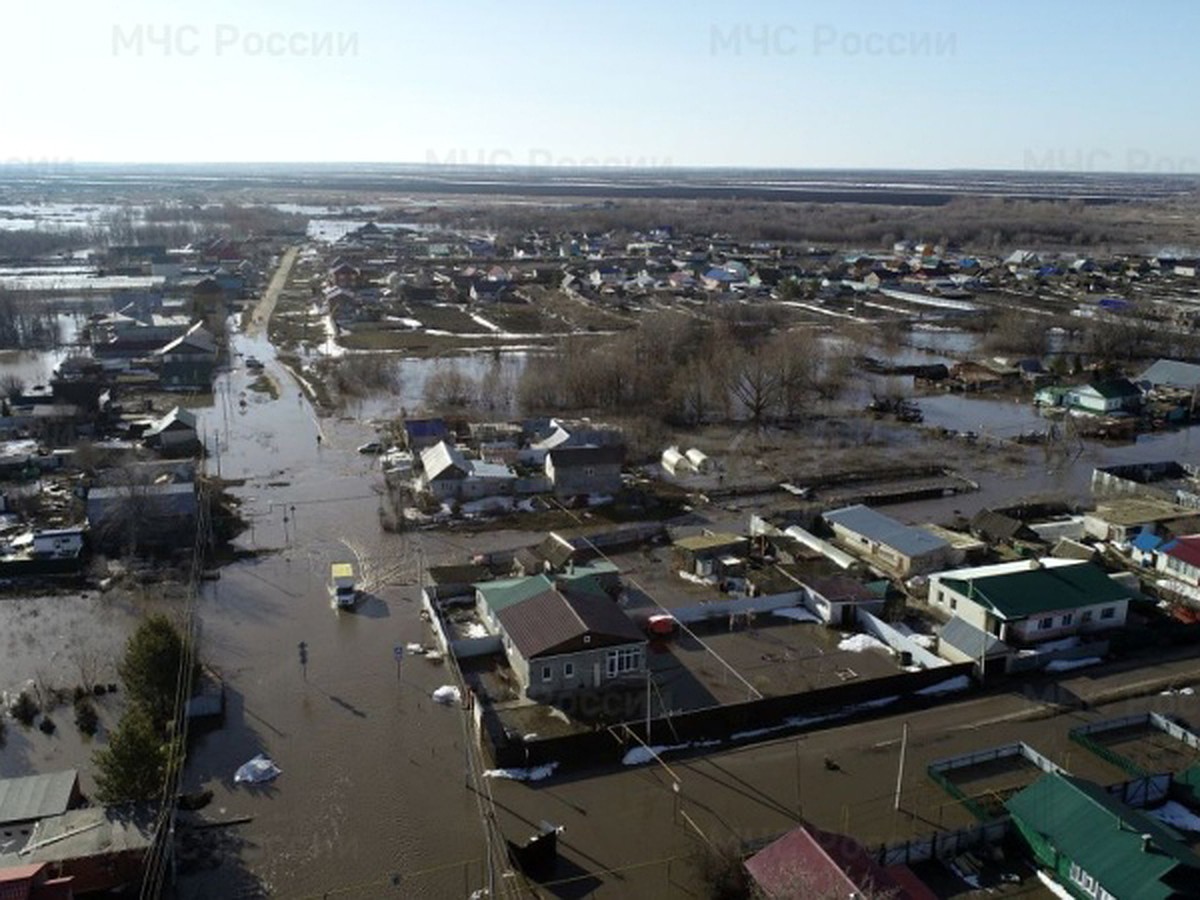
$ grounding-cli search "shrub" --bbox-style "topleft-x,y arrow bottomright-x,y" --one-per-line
11,691 -> 38,726
74,698 -> 99,737
38,717 -> 55,735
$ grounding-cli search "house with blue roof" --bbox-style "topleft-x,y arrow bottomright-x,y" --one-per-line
822,505 -> 953,577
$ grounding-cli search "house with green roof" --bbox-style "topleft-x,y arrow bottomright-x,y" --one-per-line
928,558 -> 1130,647
1065,378 -> 1144,415
1006,773 -> 1200,900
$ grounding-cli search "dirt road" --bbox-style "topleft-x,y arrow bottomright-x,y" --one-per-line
246,245 -> 298,338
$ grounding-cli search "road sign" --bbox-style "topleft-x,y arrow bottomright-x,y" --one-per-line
393,644 -> 404,661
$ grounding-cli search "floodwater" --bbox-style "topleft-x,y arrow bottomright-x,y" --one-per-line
176,330 -> 504,898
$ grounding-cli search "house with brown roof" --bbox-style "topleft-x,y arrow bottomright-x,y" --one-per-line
475,569 -> 644,701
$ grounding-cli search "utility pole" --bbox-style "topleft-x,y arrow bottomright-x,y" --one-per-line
893,722 -> 909,812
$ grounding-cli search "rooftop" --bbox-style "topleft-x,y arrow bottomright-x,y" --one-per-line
0,772 -> 77,829
823,504 -> 949,558
1006,774 -> 1200,900
938,559 -> 1131,620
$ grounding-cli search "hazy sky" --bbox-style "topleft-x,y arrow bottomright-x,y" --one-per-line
2,0 -> 1196,172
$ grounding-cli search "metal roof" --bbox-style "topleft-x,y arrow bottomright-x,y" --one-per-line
940,561 -> 1130,620
0,806 -> 155,867
938,616 -> 1009,659
419,441 -> 468,481
673,532 -> 746,553
1139,358 -> 1200,390
823,505 -> 949,558
496,581 -> 642,660
546,445 -> 624,468
0,771 -> 77,828
1006,774 -> 1200,900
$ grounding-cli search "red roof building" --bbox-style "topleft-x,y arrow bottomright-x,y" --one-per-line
744,823 -> 936,900
0,863 -> 73,900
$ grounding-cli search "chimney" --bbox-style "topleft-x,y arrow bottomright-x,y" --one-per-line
1141,833 -> 1154,853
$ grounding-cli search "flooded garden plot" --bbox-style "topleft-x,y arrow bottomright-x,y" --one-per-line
1079,717 -> 1200,776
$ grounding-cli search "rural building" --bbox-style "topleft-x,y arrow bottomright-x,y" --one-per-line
156,323 -> 216,390
475,569 -> 644,701
969,509 -> 1039,546
0,772 -> 81,832
823,504 -> 952,577
544,446 -> 623,498
31,528 -> 85,560
1065,379 -> 1143,415
402,417 -> 449,451
927,559 -> 1131,646
801,575 -> 884,628
1083,498 -> 1192,543
0,807 -> 156,896
673,532 -> 750,579
1156,536 -> 1200,586
141,406 -> 199,453
416,441 -> 516,501
1138,358 -> 1200,391
86,481 -> 198,552
512,533 -> 579,577
744,822 -> 935,900
1006,773 -> 1200,900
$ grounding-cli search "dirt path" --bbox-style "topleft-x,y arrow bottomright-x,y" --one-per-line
246,244 -> 298,338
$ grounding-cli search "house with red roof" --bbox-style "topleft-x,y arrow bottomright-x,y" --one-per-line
1157,534 -> 1200,586
744,823 -> 937,900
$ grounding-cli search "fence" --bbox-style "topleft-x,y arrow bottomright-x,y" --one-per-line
1108,774 -> 1171,808
1070,712 -> 1200,779
1005,638 -> 1111,675
670,590 -> 806,626
876,820 -> 1009,867
484,661 -> 975,769
927,742 -> 1063,822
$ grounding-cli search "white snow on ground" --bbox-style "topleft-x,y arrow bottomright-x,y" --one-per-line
1148,801 -> 1200,832
777,300 -> 868,322
587,494 -> 614,507
1036,870 -> 1075,900
1161,686 -> 1196,696
622,740 -> 722,766
1044,656 -> 1102,673
623,743 -> 690,766
916,675 -> 971,696
463,623 -> 490,639
893,623 -> 936,649
679,570 -> 718,587
1035,636 -> 1080,653
950,862 -> 982,890
432,685 -> 462,705
730,697 -> 899,742
483,762 -> 559,782
468,312 -> 502,333
773,607 -> 822,624
460,496 -> 514,515
839,633 -> 890,653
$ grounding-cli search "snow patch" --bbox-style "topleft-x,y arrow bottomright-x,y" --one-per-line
483,762 -> 559,782
462,623 -> 490,639
838,633 -> 889,653
432,685 -> 462,705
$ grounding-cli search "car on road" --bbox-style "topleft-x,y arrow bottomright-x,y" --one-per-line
245,356 -> 265,370
357,441 -> 384,454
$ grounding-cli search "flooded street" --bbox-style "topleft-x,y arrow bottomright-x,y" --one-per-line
177,331 -> 498,898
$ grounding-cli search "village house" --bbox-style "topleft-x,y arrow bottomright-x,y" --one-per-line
474,569 -> 645,702
1155,536 -> 1200,586
156,323 -> 216,391
1006,773 -> 1200,900
1083,497 -> 1192,544
141,406 -> 199,454
544,446 -> 623,498
1065,378 -> 1143,415
823,505 -> 953,577
402,417 -> 449,451
0,771 -> 82,834
800,575 -> 884,628
1138,358 -> 1200,392
0,862 -> 74,898
416,441 -> 517,502
744,822 -> 935,900
673,531 -> 749,580
927,558 -> 1131,647
86,480 -> 198,553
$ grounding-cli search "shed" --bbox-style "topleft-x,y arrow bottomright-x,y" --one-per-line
0,772 -> 80,830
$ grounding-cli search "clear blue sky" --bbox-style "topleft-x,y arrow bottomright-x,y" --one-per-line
2,0 -> 1196,172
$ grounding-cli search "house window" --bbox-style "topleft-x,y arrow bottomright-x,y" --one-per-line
563,662 -> 575,679
541,665 -> 553,682
1100,606 -> 1116,620
950,596 -> 957,611
1039,617 -> 1054,630
584,466 -> 596,477
606,646 -> 642,678
1061,613 -> 1073,627
1082,610 -> 1093,623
